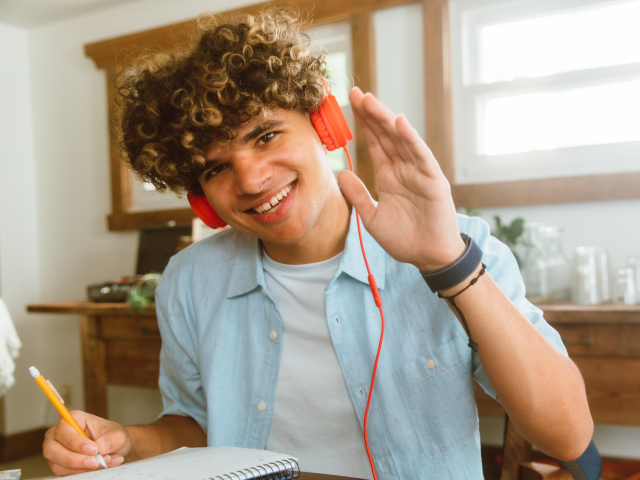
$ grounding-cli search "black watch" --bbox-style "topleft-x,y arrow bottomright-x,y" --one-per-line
420,233 -> 483,293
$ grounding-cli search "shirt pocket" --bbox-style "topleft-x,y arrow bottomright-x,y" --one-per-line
393,334 -> 478,458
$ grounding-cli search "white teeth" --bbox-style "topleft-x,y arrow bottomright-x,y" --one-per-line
253,182 -> 295,214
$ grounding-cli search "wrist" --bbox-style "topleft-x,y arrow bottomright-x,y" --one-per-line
437,262 -> 483,297
419,233 -> 483,293
415,236 -> 467,272
122,425 -> 145,462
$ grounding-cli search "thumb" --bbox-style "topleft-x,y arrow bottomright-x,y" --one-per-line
337,170 -> 377,226
94,426 -> 129,457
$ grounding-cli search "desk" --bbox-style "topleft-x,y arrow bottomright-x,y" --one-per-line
28,302 -> 640,425
33,474 -> 363,480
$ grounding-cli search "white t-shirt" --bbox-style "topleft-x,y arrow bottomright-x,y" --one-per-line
262,250 -> 373,479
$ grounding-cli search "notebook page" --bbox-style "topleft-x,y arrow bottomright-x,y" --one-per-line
66,447 -> 299,479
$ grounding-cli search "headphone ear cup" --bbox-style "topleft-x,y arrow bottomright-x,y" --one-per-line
187,193 -> 228,230
311,92 -> 353,151
311,109 -> 336,151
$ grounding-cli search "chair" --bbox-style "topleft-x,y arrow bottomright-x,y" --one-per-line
500,414 -> 602,480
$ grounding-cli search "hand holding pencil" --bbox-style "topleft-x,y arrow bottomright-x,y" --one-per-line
32,367 -> 129,476
30,367 -> 108,469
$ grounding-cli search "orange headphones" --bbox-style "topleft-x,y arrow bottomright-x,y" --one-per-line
186,80 -> 353,229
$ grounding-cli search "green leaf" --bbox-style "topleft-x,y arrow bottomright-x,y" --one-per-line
506,218 -> 525,243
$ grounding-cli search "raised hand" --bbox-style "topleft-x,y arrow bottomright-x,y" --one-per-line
43,410 -> 129,476
337,87 -> 465,272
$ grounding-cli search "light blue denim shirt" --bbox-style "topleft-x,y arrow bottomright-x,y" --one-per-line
156,210 -> 567,479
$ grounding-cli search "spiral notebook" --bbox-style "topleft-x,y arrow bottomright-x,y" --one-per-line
67,446 -> 300,480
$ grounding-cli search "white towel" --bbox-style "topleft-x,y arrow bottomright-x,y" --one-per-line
0,298 -> 22,397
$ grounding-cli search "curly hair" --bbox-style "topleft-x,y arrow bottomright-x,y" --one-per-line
117,9 -> 327,195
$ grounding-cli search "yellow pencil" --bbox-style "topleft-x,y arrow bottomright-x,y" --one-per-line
29,366 -> 107,469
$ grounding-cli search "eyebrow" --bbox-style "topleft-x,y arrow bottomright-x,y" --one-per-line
200,120 -> 286,175
240,120 -> 286,145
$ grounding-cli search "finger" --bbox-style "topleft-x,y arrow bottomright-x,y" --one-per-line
355,95 -> 417,171
350,91 -> 402,162
349,88 -> 392,171
52,414 -> 98,455
95,427 -> 129,456
48,459 -> 94,478
44,434 -> 102,473
337,170 -> 377,226
395,114 -> 444,179
360,93 -> 418,166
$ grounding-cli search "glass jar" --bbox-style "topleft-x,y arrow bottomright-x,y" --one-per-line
613,267 -> 637,305
571,247 -> 611,305
627,256 -> 640,303
539,226 -> 570,300
520,223 -> 549,302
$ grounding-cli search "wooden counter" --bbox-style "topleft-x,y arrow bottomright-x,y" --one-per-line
28,302 -> 640,425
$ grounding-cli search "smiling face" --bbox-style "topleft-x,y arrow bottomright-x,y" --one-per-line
197,109 -> 351,264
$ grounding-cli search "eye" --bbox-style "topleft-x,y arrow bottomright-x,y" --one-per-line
257,131 -> 277,146
203,164 -> 227,180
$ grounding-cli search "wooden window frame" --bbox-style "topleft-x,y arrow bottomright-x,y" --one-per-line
85,0 -> 640,231
423,0 -> 640,209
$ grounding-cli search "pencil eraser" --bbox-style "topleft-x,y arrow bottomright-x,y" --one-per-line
29,366 -> 40,378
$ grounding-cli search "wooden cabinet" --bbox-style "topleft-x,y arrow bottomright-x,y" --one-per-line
28,302 -> 640,425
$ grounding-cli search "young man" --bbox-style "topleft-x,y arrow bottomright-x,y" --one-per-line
43,10 -> 593,479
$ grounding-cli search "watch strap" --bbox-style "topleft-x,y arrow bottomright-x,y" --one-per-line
420,233 -> 483,293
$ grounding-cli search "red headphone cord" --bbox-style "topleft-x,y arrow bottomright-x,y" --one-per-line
344,146 -> 385,480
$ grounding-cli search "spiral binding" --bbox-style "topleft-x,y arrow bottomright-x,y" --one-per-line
209,458 -> 300,480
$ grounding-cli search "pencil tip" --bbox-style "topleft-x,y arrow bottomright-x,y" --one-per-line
96,454 -> 108,469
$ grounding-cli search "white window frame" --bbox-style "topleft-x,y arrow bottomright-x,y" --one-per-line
450,0 -> 640,185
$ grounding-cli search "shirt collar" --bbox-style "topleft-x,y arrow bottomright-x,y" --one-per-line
225,207 -> 386,299
226,233 -> 264,299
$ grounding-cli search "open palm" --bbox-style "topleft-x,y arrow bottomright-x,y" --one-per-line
337,88 -> 465,272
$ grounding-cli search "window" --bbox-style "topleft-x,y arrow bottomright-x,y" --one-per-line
451,0 -> 640,185
130,180 -> 188,212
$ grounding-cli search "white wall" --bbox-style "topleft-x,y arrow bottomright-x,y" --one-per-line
374,3 -> 425,142
0,21 -> 48,434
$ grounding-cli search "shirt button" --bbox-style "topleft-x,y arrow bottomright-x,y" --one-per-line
257,402 -> 267,411
269,331 -> 277,340
426,359 -> 436,370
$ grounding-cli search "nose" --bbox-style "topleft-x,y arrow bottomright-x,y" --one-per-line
232,151 -> 272,196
